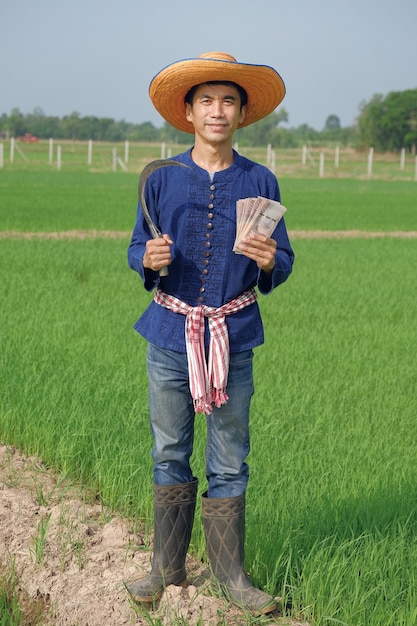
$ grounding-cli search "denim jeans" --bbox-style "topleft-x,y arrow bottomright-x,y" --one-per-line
146,342 -> 254,498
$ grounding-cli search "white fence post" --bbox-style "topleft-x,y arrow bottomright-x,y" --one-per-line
112,148 -> 127,172
414,155 -> 417,181
49,138 -> 54,164
57,146 -> 62,170
161,142 -> 166,159
302,144 -> 307,166
367,147 -> 374,177
88,139 -> 93,165
335,145 -> 340,168
319,152 -> 325,178
0,144 -> 3,169
10,137 -> 15,162
17,144 -> 28,162
266,143 -> 272,167
270,149 -> 276,174
117,155 -> 127,171
124,140 -> 129,165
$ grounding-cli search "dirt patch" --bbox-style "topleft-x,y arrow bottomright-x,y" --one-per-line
289,229 -> 417,239
0,230 -> 131,240
1,229 -> 417,241
0,444 -> 309,626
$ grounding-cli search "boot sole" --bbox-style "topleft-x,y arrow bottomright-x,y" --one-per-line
129,579 -> 188,604
252,599 -> 277,616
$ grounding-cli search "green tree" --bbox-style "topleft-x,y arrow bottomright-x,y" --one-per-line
324,115 -> 341,130
130,121 -> 160,142
237,109 -> 289,147
382,89 -> 417,151
159,121 -> 191,145
62,111 -> 81,140
1,107 -> 361,147
357,89 -> 417,151
357,95 -> 385,149
292,124 -> 320,146
7,107 -> 26,136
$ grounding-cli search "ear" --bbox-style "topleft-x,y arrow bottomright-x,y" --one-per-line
238,104 -> 246,125
185,102 -> 193,123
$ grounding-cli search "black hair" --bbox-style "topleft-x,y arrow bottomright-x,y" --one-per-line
184,81 -> 248,110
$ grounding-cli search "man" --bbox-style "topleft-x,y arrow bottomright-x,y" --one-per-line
127,52 -> 294,616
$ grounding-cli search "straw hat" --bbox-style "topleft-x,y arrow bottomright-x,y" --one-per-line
149,51 -> 286,134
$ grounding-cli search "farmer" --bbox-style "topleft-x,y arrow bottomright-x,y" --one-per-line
126,51 -> 294,615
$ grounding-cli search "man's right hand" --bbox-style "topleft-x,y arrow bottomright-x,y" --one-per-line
143,234 -> 173,272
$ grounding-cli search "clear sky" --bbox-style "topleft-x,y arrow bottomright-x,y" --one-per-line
1,0 -> 416,131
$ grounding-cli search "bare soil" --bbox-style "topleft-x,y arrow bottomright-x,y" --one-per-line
1,229 -> 417,241
0,444 -> 310,626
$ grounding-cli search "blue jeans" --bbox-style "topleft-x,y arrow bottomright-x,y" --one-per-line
146,343 -> 254,498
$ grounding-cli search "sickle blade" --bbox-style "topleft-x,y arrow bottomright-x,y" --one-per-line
138,158 -> 189,276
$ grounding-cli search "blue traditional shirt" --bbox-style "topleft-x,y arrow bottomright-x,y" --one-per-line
128,148 -> 294,353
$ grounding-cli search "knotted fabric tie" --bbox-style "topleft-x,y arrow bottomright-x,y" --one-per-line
153,288 -> 257,415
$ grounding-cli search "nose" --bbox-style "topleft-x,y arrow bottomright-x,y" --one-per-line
211,99 -> 224,117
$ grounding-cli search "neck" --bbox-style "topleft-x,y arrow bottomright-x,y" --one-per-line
191,141 -> 235,173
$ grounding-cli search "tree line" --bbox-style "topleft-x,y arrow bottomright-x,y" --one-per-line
1,88 -> 415,152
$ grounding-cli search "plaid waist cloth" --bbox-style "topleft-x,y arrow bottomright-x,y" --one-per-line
153,288 -> 257,415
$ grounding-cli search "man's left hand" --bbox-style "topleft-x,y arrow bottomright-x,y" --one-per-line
237,233 -> 277,273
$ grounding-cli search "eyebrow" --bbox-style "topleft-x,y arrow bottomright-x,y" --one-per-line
198,92 -> 238,101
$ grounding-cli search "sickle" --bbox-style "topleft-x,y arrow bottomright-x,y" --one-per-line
138,158 -> 189,276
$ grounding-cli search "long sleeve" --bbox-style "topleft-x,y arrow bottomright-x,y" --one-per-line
257,217 -> 294,294
128,198 -> 161,292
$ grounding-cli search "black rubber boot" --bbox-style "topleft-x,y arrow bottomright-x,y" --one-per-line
127,478 -> 198,603
202,491 -> 276,616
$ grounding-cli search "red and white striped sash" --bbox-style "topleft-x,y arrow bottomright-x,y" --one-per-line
153,288 -> 257,415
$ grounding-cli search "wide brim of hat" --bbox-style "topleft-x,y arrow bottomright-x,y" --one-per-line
149,55 -> 286,134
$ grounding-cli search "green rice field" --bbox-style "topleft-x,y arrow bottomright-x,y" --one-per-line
1,144 -> 417,625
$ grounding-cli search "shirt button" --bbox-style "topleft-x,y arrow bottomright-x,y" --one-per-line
208,212 -> 213,219
206,232 -> 211,239
210,184 -> 215,190
205,241 -> 211,248
202,268 -> 208,275
203,258 -> 209,265
207,223 -> 213,229
209,194 -> 214,200
198,296 -> 204,303
205,251 -> 210,257
208,203 -> 213,209
200,287 -> 205,293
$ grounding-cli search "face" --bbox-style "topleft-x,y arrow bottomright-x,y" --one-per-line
185,83 -> 246,145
